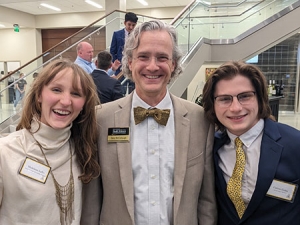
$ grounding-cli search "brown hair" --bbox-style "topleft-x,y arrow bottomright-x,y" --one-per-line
96,51 -> 112,71
202,61 -> 274,132
17,59 -> 100,183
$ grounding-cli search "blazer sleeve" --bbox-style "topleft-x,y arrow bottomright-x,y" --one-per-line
198,122 -> 217,225
80,176 -> 102,225
110,32 -> 118,62
113,81 -> 124,101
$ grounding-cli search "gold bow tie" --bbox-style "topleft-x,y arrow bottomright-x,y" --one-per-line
134,106 -> 170,126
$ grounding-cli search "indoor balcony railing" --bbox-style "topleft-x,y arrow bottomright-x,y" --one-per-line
1,0 -> 300,130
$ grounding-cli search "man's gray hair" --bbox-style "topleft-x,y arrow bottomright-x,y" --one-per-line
122,20 -> 183,81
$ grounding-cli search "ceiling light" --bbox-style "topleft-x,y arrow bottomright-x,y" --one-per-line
85,0 -> 103,9
0,24 -> 5,28
137,0 -> 148,6
40,3 -> 61,11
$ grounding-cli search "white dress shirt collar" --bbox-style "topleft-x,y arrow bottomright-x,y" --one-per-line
132,89 -> 172,109
226,119 -> 264,147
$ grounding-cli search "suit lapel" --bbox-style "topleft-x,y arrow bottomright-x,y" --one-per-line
214,134 -> 241,222
115,94 -> 135,223
171,95 -> 190,219
122,28 -> 126,39
241,119 -> 283,222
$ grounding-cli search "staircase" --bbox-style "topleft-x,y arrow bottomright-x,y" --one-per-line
169,0 -> 300,97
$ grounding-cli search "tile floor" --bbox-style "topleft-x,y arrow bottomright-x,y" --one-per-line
1,103 -> 300,130
0,103 -> 21,124
278,112 -> 300,130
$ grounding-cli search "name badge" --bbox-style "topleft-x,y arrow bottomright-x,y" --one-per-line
19,157 -> 51,183
266,179 -> 298,203
108,127 -> 130,142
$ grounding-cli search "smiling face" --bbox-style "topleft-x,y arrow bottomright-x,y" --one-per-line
214,74 -> 259,136
38,68 -> 86,129
128,30 -> 175,105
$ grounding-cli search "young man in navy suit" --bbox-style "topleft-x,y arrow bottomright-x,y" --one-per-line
202,61 -> 300,225
110,12 -> 138,95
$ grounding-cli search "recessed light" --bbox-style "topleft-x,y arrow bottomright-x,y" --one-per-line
85,0 -> 103,9
137,0 -> 148,6
40,3 -> 61,11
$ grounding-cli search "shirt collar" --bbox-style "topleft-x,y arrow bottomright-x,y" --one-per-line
124,28 -> 130,36
226,119 -> 264,148
132,89 -> 172,109
95,68 -> 108,74
77,56 -> 92,65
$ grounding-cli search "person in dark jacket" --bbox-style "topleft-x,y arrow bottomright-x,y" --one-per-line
202,61 -> 300,225
91,51 -> 123,104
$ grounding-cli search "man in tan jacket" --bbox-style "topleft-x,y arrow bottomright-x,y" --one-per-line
81,20 -> 217,225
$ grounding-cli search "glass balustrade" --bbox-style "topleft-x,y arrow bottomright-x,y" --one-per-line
0,11 -> 170,124
0,0 -> 299,125
173,0 -> 299,55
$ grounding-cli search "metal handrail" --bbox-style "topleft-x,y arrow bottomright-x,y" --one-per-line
0,10 -> 167,83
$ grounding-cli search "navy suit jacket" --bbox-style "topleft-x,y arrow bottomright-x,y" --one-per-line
91,69 -> 123,104
110,29 -> 125,62
214,118 -> 300,225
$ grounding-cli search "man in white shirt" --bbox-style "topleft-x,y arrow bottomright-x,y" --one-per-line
202,61 -> 300,225
81,20 -> 217,225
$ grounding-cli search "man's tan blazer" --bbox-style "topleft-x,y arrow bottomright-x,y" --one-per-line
81,93 -> 217,225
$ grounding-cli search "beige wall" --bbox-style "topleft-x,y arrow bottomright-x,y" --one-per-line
187,63 -> 223,102
35,12 -> 107,29
0,6 -> 35,28
0,5 -> 183,68
0,28 -> 42,86
0,5 -> 182,29
0,28 -> 40,64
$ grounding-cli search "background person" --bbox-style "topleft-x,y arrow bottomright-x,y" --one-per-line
13,72 -> 27,110
82,20 -> 217,225
0,59 -> 100,224
91,51 -> 123,103
74,41 -> 96,74
202,61 -> 300,225
75,41 -> 120,76
7,71 -> 15,103
32,72 -> 39,80
110,12 -> 138,94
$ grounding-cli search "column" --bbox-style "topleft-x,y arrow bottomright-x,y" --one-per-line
105,0 -> 126,50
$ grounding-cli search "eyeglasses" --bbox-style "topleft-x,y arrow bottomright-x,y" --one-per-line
214,91 -> 256,108
133,55 -> 172,66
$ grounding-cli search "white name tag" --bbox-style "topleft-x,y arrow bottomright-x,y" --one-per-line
266,179 -> 298,203
19,157 -> 51,183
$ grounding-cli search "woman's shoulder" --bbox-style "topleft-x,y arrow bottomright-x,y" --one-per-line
0,129 -> 26,151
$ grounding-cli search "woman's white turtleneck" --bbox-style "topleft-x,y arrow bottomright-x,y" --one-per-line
0,119 -> 82,224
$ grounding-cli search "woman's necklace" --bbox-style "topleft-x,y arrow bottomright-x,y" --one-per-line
34,137 -> 75,225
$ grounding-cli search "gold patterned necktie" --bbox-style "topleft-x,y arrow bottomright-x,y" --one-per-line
133,106 -> 170,126
227,137 -> 246,219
